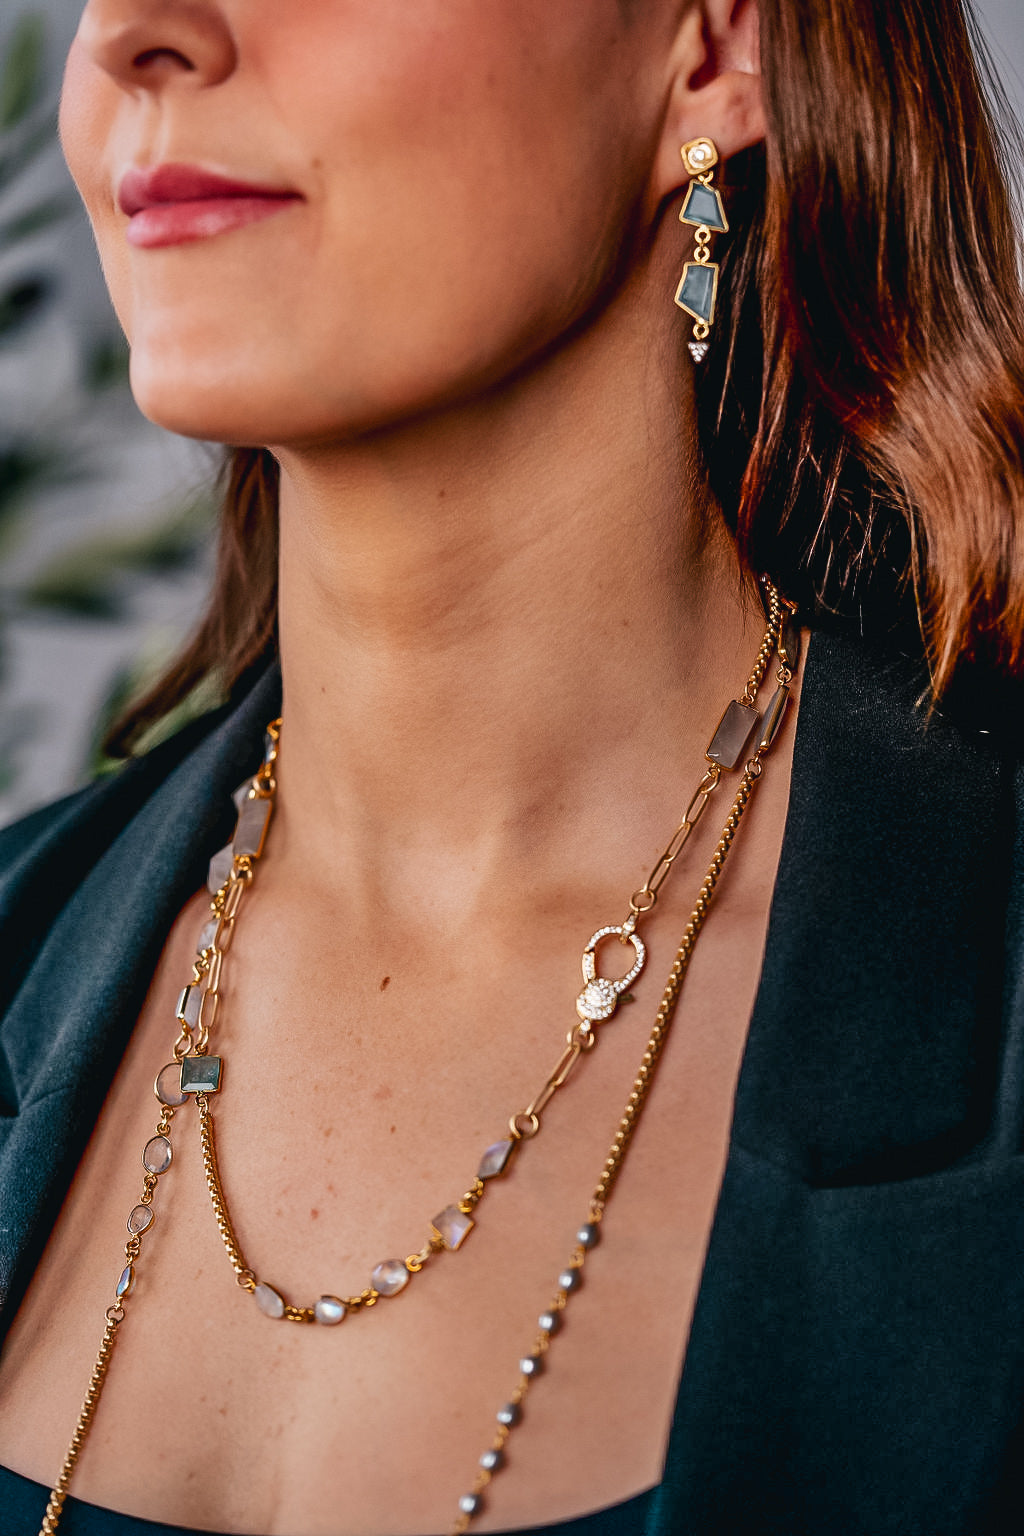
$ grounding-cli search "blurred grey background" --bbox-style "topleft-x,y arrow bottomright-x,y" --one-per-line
0,0 -> 1022,827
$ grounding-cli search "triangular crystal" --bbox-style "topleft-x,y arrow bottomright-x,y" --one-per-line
688,341 -> 709,363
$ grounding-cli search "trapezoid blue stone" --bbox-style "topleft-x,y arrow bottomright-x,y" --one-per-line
674,262 -> 719,326
679,181 -> 728,233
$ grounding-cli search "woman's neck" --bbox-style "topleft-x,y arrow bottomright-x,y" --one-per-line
270,287 -> 763,927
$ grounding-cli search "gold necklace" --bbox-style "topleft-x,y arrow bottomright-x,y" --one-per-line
40,580 -> 797,1536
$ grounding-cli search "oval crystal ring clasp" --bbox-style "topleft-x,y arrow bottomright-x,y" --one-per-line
576,926 -> 647,1023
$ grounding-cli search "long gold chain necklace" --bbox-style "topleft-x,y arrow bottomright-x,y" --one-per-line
41,581 -> 797,1536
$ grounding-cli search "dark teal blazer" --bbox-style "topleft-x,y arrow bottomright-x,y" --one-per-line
2,631 -> 1023,1535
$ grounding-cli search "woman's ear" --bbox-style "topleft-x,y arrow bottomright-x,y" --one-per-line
651,0 -> 764,201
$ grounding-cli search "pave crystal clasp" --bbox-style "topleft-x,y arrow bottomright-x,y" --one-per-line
575,926 -> 647,1023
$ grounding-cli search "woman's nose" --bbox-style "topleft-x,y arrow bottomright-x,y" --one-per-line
74,0 -> 237,92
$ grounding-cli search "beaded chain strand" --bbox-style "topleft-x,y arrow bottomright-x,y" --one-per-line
40,581 -> 797,1536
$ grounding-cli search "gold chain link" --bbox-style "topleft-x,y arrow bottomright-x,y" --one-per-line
42,587 -> 795,1536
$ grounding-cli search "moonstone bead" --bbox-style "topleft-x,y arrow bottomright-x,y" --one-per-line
197,918 -> 219,953
371,1260 -> 409,1297
127,1205 -> 154,1235
254,1283 -> 285,1319
233,796 -> 272,858
116,1263 -> 135,1298
154,1063 -> 187,1107
207,845 -> 234,894
431,1204 -> 474,1251
142,1135 -> 172,1175
314,1295 -> 346,1326
478,1140 -> 514,1180
176,983 -> 203,1026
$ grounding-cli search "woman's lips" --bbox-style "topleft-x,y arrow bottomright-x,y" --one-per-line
118,164 -> 302,249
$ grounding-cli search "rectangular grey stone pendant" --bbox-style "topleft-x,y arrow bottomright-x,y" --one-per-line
180,1055 -> 222,1094
233,796 -> 272,859
706,700 -> 760,769
674,262 -> 719,326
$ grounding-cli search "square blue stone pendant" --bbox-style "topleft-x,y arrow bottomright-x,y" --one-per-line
674,261 -> 719,327
180,1055 -> 223,1094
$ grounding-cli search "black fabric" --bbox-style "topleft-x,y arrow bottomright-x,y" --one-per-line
0,1465 -> 655,1536
1,630 -> 1023,1535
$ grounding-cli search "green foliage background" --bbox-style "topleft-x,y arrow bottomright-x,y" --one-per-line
0,11 -> 215,818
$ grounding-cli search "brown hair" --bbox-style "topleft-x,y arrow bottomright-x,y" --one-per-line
108,0 -> 1024,756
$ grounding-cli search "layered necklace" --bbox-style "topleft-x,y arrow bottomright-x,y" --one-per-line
41,580 -> 798,1536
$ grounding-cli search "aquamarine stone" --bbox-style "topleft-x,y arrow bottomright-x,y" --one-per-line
679,180 -> 728,232
674,262 -> 718,325
180,1055 -> 222,1094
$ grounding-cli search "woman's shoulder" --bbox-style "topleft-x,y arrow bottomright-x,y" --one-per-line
0,664 -> 281,980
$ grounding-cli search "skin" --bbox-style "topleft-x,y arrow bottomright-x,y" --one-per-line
0,3 -> 796,1533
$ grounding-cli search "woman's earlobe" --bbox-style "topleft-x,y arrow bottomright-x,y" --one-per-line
652,0 -> 763,202
652,66 -> 765,204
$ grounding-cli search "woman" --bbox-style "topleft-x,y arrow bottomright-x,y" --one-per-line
1,0 -> 1023,1532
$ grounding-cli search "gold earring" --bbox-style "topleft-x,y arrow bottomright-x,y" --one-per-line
674,137 -> 729,364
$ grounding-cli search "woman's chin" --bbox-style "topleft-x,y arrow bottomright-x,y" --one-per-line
127,357 -> 341,448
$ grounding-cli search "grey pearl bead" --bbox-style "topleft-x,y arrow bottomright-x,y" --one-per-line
538,1310 -> 562,1335
577,1222 -> 600,1249
496,1401 -> 522,1427
458,1493 -> 483,1517
519,1354 -> 543,1378
558,1267 -> 582,1294
480,1448 -> 505,1472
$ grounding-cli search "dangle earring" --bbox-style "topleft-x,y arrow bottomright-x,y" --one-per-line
674,137 -> 728,364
